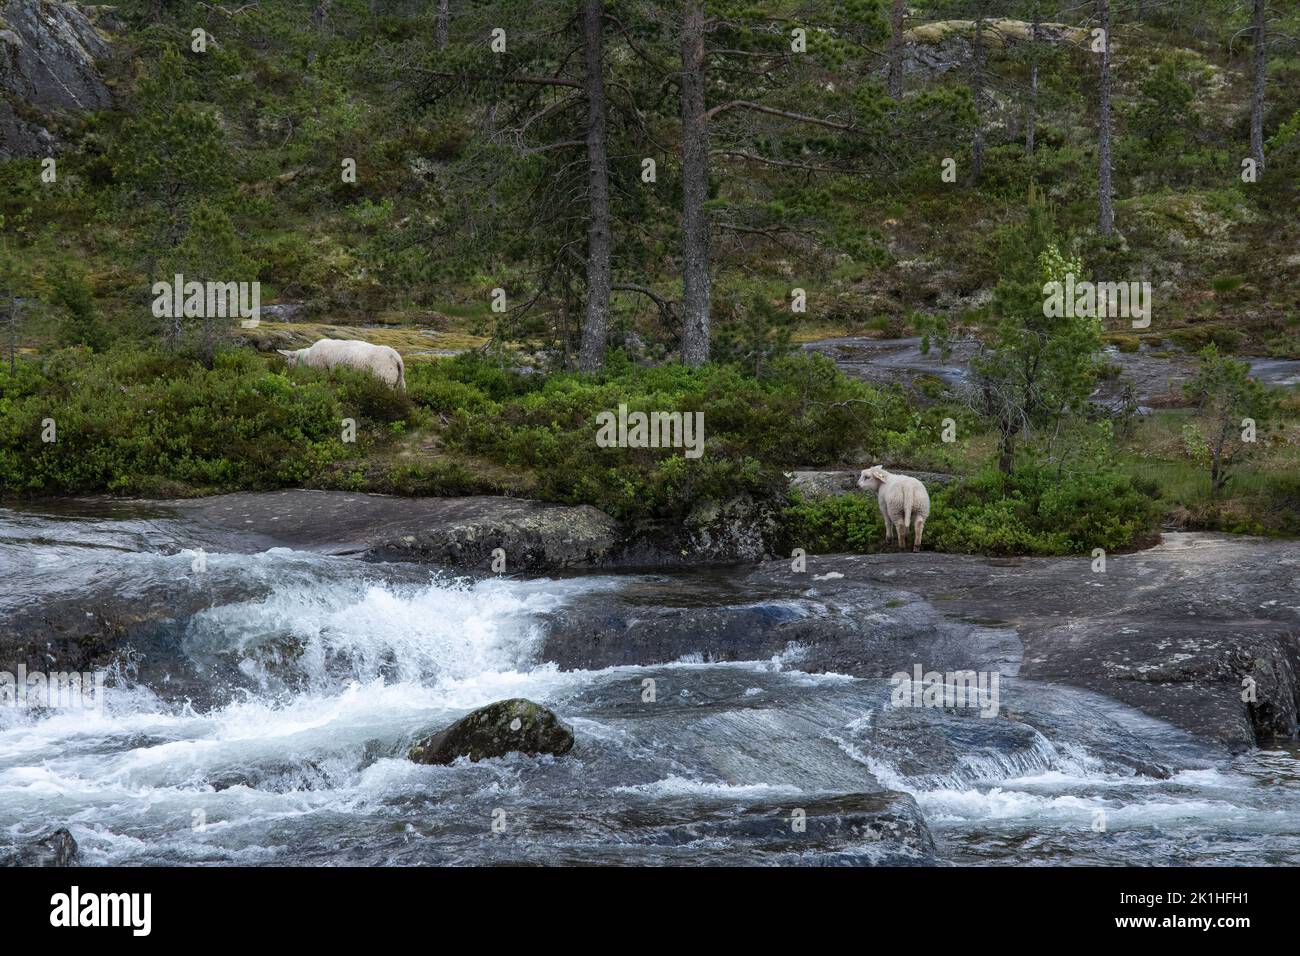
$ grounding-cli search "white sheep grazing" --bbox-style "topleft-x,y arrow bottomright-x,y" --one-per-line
857,465 -> 930,552
278,339 -> 406,390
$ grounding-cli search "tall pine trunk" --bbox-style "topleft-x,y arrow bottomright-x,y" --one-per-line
1250,0 -> 1267,172
1097,0 -> 1115,236
436,0 -> 449,50
888,0 -> 905,99
578,0 -> 612,372
680,0 -> 711,366
1026,8 -> 1040,156
970,10 -> 985,185
6,298 -> 17,375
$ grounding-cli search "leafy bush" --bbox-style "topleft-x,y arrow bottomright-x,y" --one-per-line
417,353 -> 911,522
0,348 -> 349,495
782,466 -> 1160,556
781,492 -> 884,553
926,467 -> 1160,555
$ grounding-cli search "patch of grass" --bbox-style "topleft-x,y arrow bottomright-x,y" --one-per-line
1114,407 -> 1300,534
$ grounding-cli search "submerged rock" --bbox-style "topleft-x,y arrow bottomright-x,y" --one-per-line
3,828 -> 79,867
409,699 -> 574,765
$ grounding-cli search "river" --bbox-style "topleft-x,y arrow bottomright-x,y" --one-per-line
2,504 -> 1298,865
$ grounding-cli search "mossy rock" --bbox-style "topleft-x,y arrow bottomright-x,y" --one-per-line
408,698 -> 574,765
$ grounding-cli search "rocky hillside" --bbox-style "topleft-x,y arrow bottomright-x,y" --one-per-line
0,0 -> 112,157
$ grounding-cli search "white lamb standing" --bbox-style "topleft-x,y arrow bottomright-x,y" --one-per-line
278,339 -> 407,390
857,465 -> 930,553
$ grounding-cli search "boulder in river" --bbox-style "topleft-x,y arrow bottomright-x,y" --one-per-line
3,828 -> 79,867
409,698 -> 575,765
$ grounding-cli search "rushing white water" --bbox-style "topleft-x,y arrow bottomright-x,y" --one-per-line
3,511 -> 1300,866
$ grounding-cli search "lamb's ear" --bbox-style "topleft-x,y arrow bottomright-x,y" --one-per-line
276,349 -> 292,357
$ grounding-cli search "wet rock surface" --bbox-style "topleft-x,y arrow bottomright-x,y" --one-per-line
1,828 -> 78,866
738,534 -> 1300,752
408,698 -> 575,765
160,489 -> 621,570
538,533 -> 1300,753
3,503 -> 1298,865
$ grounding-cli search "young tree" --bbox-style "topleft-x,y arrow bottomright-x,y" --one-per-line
110,48 -> 234,284
920,200 -> 1101,473
715,294 -> 793,378
1182,345 -> 1277,498
165,201 -> 258,366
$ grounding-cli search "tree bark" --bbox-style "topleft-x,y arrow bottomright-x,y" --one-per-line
7,298 -> 17,375
680,0 -> 711,366
1250,0 -> 1267,172
436,0 -> 449,51
887,0 -> 905,99
1026,8 -> 1040,156
970,9 -> 986,185
578,0 -> 612,373
998,420 -> 1014,474
1097,0 -> 1115,236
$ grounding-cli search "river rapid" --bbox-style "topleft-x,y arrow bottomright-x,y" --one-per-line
2,504 -> 1299,866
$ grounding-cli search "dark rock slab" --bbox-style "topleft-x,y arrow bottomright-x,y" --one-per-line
744,534 -> 1300,753
161,489 -> 620,570
1,0 -> 112,157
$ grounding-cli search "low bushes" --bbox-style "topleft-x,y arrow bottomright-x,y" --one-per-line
782,466 -> 1161,557
0,347 -> 350,495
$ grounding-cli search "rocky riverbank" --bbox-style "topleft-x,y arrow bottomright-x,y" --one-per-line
4,490 -> 1296,754
3,500 -> 1298,866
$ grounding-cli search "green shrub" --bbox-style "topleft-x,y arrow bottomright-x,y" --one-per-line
0,347 -> 350,496
432,353 -> 911,523
781,466 -> 1161,557
781,493 -> 884,553
926,467 -> 1160,555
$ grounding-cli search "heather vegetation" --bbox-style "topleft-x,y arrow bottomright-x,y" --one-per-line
2,0 -> 1298,554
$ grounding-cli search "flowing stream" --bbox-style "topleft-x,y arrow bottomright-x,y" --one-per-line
2,506 -> 1299,866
